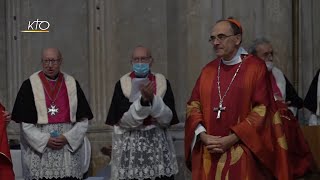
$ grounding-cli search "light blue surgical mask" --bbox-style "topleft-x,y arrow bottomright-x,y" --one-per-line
133,63 -> 150,77
265,61 -> 274,71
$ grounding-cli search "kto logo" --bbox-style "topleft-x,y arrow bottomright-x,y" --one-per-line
21,19 -> 50,33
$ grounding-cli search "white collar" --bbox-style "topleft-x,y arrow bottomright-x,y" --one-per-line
46,78 -> 57,82
222,47 -> 248,65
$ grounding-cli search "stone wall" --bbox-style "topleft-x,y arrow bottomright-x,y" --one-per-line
300,0 -> 320,97
0,0 -> 7,105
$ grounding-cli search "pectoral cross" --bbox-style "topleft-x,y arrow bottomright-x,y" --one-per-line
213,102 -> 226,119
48,104 -> 59,116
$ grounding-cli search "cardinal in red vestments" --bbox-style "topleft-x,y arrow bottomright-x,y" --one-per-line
185,18 -> 292,180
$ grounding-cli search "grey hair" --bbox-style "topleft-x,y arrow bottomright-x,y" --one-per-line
248,37 -> 271,55
131,45 -> 152,58
41,48 -> 62,59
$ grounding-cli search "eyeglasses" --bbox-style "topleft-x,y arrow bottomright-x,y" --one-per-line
263,51 -> 273,57
42,59 -> 61,65
132,56 -> 151,63
262,51 -> 273,61
209,34 -> 236,42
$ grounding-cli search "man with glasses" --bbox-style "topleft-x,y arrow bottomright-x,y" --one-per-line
11,48 -> 93,180
249,38 -> 303,116
249,38 -> 315,178
106,45 -> 179,180
185,18 -> 291,179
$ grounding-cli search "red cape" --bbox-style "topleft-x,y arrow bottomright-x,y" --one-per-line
276,101 -> 316,177
0,103 -> 15,180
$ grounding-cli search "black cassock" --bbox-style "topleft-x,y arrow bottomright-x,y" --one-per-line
284,76 -> 303,109
106,79 -> 179,126
12,79 -> 93,124
304,69 -> 320,113
105,74 -> 179,180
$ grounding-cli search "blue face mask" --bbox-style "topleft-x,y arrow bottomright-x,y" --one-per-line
133,63 -> 150,77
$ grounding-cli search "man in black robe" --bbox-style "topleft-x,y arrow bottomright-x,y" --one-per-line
106,45 -> 179,180
249,37 -> 303,116
12,48 -> 93,180
304,69 -> 320,125
249,38 -> 316,177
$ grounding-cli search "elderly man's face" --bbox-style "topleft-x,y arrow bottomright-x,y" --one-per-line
256,43 -> 273,62
41,48 -> 62,79
210,21 -> 241,60
131,47 -> 152,65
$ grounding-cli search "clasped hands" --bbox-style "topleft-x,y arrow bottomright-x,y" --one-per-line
47,135 -> 68,150
2,110 -> 68,150
140,82 -> 154,104
200,132 -> 239,153
140,82 -> 155,125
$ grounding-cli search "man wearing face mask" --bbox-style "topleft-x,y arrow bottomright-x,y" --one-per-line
106,45 -> 179,180
249,38 -> 315,178
248,38 -> 303,116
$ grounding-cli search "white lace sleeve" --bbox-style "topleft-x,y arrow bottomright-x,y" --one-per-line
21,122 -> 51,154
118,98 -> 152,128
63,119 -> 88,152
150,95 -> 173,127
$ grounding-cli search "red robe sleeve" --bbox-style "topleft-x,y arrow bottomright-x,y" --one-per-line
0,103 -> 15,180
185,76 -> 204,170
230,63 -> 292,180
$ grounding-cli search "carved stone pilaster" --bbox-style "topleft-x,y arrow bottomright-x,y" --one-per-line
6,0 -> 23,110
88,0 -> 116,128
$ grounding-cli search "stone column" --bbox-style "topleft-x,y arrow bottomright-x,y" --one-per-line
0,0 -> 7,105
264,0 -> 293,79
86,0 -> 113,174
5,0 -> 23,137
299,0 -> 320,123
6,0 -> 23,111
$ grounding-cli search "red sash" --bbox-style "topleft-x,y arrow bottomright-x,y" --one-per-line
39,71 -> 64,101
39,71 -> 71,124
